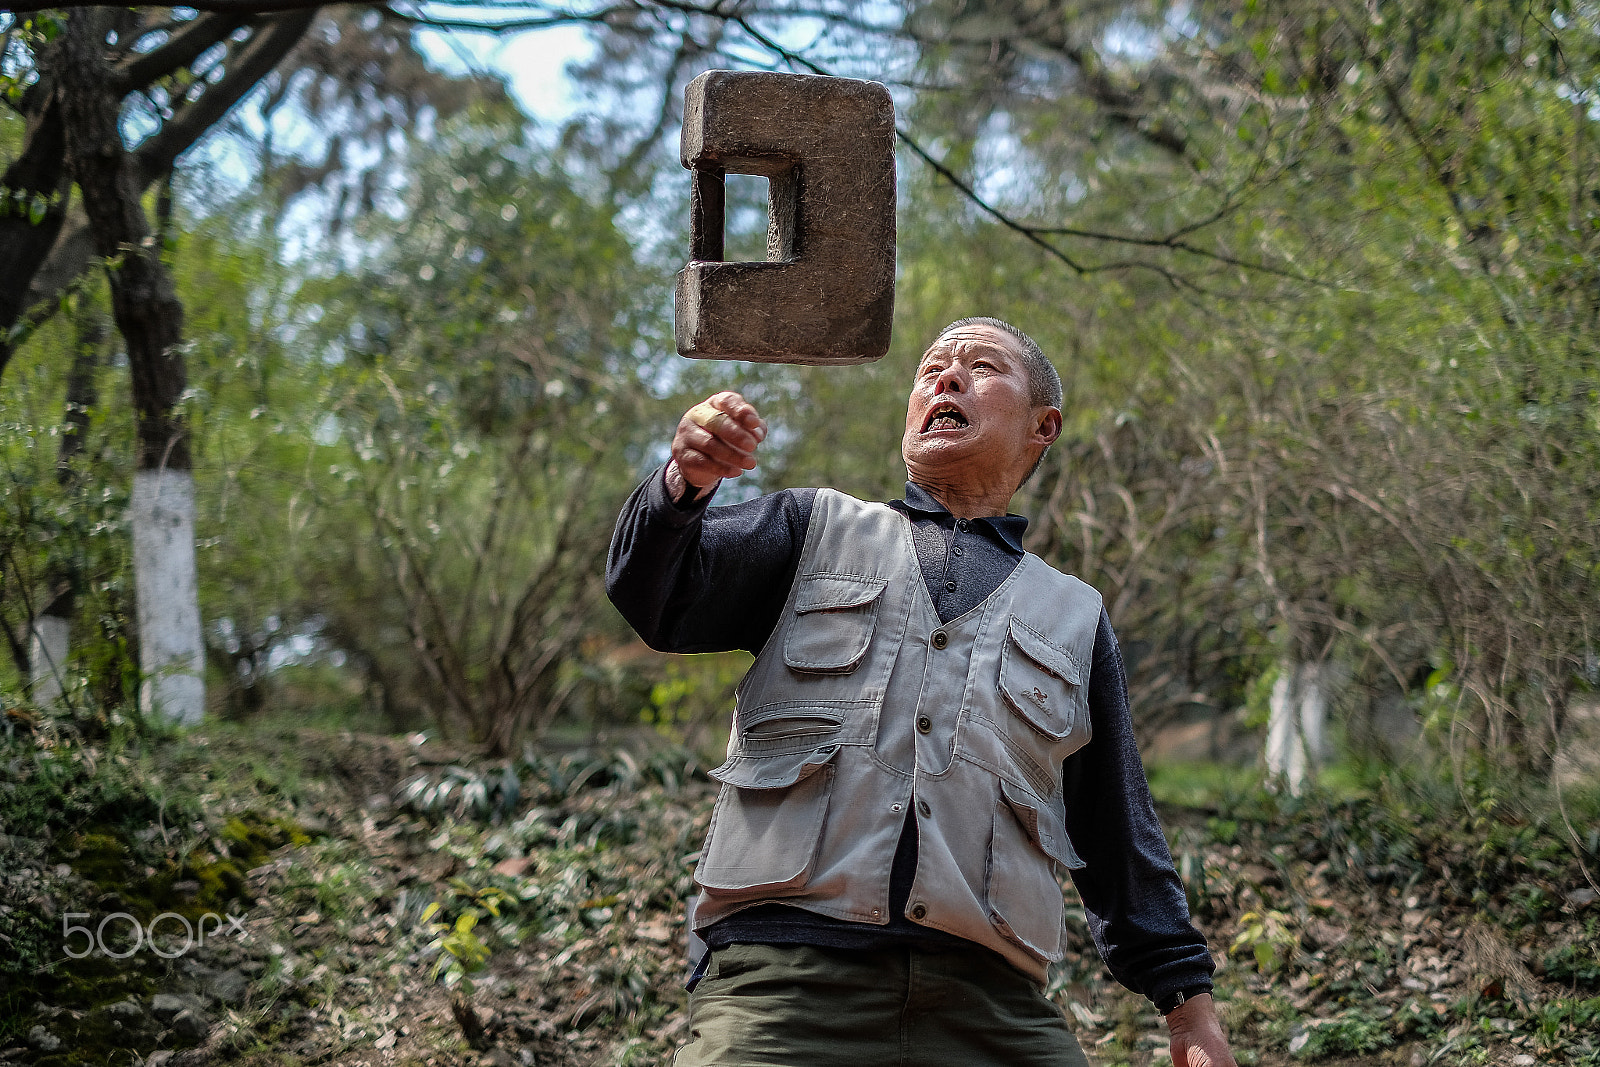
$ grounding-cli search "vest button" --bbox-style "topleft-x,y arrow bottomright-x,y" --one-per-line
930,630 -> 948,650
916,715 -> 932,734
945,579 -> 957,592
916,799 -> 931,817
911,902 -> 928,921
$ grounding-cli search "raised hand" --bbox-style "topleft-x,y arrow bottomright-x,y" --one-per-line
667,391 -> 768,502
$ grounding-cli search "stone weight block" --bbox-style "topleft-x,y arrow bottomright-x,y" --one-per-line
675,70 -> 896,365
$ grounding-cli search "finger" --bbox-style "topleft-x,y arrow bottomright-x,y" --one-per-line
677,446 -> 748,482
709,392 -> 767,440
685,402 -> 763,452
686,401 -> 726,430
682,426 -> 758,472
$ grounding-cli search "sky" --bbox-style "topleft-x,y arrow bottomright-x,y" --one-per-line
412,22 -> 596,128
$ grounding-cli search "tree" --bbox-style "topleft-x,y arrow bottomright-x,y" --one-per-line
288,107 -> 671,753
3,2 -> 504,722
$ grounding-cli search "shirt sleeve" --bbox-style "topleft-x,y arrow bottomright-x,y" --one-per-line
605,467 -> 816,655
1061,609 -> 1215,1007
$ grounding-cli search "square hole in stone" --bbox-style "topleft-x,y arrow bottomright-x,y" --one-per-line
723,173 -> 772,263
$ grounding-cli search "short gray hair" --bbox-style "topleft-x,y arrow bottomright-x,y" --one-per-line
935,316 -> 1061,410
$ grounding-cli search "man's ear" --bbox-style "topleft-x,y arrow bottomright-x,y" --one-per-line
1032,407 -> 1063,448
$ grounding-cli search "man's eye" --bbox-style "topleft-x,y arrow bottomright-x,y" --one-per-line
973,360 -> 993,371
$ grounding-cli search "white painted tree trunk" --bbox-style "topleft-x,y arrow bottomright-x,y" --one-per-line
29,615 -> 72,705
1266,661 -> 1329,795
131,469 -> 205,726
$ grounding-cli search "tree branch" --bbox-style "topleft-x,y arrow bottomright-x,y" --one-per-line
133,7 -> 316,184
113,10 -> 249,93
4,0 -> 316,12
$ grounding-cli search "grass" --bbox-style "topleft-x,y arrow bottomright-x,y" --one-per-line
1144,759 -> 1264,810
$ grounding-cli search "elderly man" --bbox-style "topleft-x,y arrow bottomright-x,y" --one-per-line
607,318 -> 1236,1067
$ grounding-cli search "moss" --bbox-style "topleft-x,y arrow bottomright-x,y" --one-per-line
69,830 -> 133,888
185,855 -> 251,907
6,812 -> 316,1066
220,810 -> 314,866
5,954 -> 168,1067
61,810 -> 313,931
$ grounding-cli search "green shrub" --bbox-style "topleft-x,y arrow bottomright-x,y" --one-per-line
1291,1010 -> 1396,1059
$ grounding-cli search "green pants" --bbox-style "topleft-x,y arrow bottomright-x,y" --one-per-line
674,943 -> 1095,1067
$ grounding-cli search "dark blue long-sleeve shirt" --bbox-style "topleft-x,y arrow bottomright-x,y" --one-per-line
606,468 -> 1214,1007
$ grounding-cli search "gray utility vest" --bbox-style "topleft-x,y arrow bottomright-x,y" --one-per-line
693,489 -> 1103,981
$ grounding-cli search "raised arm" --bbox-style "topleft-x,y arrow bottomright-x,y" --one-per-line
606,392 -> 816,655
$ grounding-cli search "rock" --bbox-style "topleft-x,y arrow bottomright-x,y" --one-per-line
27,1025 -> 62,1052
477,1050 -> 517,1067
171,1008 -> 211,1043
104,998 -> 145,1021
674,70 -> 896,366
1566,887 -> 1598,907
493,856 -> 533,878
209,968 -> 249,1006
151,993 -> 189,1021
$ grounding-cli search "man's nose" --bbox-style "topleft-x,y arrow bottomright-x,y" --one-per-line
934,366 -> 966,393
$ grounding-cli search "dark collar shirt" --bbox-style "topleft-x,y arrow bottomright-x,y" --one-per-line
606,469 -> 1213,1008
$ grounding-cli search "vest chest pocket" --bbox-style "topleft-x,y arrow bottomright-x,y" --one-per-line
783,573 -> 889,674
696,746 -> 841,895
997,617 -> 1086,742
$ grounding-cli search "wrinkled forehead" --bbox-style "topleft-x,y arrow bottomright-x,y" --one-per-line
918,324 -> 1025,369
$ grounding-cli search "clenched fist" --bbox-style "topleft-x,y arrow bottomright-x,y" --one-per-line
666,391 -> 767,503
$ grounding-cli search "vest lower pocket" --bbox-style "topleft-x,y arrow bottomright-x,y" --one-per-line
985,780 -> 1081,960
696,746 -> 841,895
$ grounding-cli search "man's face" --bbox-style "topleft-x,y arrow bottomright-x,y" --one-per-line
901,324 -> 1050,491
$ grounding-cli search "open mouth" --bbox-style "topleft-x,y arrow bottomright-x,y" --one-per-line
922,402 -> 969,433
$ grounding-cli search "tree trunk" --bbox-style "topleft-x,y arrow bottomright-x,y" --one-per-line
0,56 -> 73,381
1266,661 -> 1330,796
59,8 -> 204,725
128,470 -> 205,725
29,616 -> 72,706
27,300 -> 104,705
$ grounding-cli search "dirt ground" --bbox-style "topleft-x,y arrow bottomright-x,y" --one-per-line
2,725 -> 1595,1067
